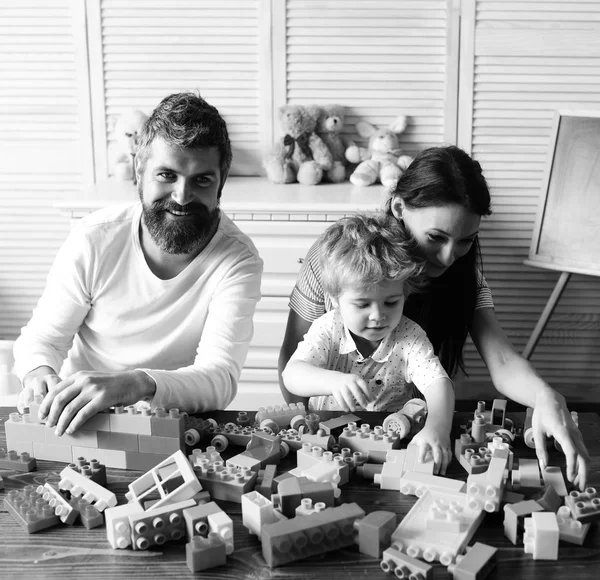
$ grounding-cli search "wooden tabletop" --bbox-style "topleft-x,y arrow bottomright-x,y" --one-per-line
1,407 -> 599,579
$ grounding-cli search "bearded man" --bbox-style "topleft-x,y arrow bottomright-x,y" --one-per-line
14,92 -> 263,435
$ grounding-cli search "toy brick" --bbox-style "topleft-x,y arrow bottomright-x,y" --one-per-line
295,497 -> 327,516
426,498 -> 471,534
28,395 -> 44,423
38,482 -> 78,524
0,448 -> 37,472
517,458 -> 541,488
0,475 -> 3,490
565,487 -> 600,523
490,399 -> 507,427
129,498 -> 196,550
531,484 -> 562,513
357,462 -> 383,480
291,461 -> 342,485
126,450 -> 201,509
296,443 -> 351,485
400,472 -> 465,497
69,457 -> 107,486
195,463 -> 257,503
255,403 -> 307,430
5,412 -> 46,448
272,476 -> 340,517
374,461 -> 406,490
503,500 -> 544,545
58,465 -> 117,512
319,413 -> 361,437
261,502 -> 365,567
466,449 -> 508,513
338,423 -> 400,456
138,434 -> 182,455
242,491 -> 281,535
501,490 -> 525,504
276,429 -> 303,452
447,542 -> 497,580
383,398 -> 428,439
105,502 -> 145,549
354,510 -> 397,558
556,505 -> 591,545
68,496 -> 104,529
44,425 -> 99,449
459,447 -> 492,475
91,447 -> 128,469
380,546 -> 433,579
150,407 -> 185,439
391,489 -> 485,565
183,501 -> 222,538
80,411 -> 112,432
186,533 -> 227,573
524,512 -> 559,560
124,451 -> 171,472
189,446 -> 224,468
4,485 -> 61,533
33,441 -> 73,463
255,463 -> 278,498
109,405 -> 153,435
207,510 -> 234,554
97,430 -> 139,452
227,431 -> 281,472
208,424 -> 258,448
542,466 -> 568,497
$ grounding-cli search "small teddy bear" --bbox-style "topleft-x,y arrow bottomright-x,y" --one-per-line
110,109 -> 149,183
345,116 -> 413,189
315,104 -> 356,183
264,105 -> 333,185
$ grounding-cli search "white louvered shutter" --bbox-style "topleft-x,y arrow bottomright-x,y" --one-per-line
457,0 -> 600,400
278,0 -> 452,155
0,0 -> 90,340
97,0 -> 264,177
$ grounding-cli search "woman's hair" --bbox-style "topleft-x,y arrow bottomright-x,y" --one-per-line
319,213 -> 427,300
136,92 -> 232,189
384,145 -> 493,377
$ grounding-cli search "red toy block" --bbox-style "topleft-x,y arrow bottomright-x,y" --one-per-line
0,448 -> 37,472
4,485 -> 61,533
69,456 -> 107,486
150,407 -> 185,439
186,533 -> 227,572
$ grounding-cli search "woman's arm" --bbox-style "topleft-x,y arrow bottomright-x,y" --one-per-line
470,306 -> 589,489
278,310 -> 312,405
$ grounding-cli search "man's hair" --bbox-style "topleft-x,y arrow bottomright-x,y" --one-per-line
319,213 -> 427,300
136,92 -> 232,188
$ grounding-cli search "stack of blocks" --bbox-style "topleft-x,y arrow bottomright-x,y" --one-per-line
4,400 -> 185,470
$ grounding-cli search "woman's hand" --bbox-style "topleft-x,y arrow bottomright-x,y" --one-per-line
532,390 -> 590,490
410,423 -> 452,475
17,366 -> 61,414
38,370 -> 155,435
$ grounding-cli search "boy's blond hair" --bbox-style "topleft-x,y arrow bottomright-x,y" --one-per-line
319,212 -> 427,300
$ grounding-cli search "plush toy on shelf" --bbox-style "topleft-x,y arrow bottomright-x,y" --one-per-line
345,115 -> 413,189
315,104 -> 357,183
263,104 -> 333,185
110,109 -> 149,184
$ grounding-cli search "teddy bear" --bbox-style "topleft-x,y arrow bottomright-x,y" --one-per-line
315,104 -> 356,183
110,109 -> 149,183
264,104 -> 333,185
345,116 -> 413,189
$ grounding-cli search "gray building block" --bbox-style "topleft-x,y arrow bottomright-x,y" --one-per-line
97,430 -> 139,452
138,434 -> 182,455
108,405 -> 153,435
33,441 -> 75,463
124,451 -> 171,471
150,408 -> 185,438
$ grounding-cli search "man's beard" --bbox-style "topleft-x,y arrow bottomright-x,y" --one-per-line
140,191 -> 221,255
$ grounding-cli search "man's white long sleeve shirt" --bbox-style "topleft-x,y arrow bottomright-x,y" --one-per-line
13,203 -> 263,413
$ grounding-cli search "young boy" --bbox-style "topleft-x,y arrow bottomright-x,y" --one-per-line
282,213 -> 454,473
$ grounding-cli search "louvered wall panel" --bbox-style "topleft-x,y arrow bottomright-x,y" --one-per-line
457,0 -> 600,402
100,0 -> 262,176
283,0 -> 448,155
0,0 -> 83,340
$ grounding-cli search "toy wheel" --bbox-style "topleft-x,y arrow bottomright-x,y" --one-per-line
280,441 -> 290,459
211,434 -> 229,452
184,428 -> 201,446
260,418 -> 280,434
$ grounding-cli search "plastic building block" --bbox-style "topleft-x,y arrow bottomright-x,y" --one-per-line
338,423 -> 400,456
183,501 -> 222,538
531,484 -> 562,512
0,475 -> 3,490
466,448 -> 508,513
382,398 -> 427,439
150,407 -> 185,439
137,434 -> 182,455
374,461 -> 406,491
33,441 -> 74,463
58,466 -> 117,512
391,489 -> 485,565
108,405 -> 153,435
255,463 -> 278,498
37,482 -> 78,524
319,413 -> 361,437
501,490 -> 525,505
272,476 -> 340,518
556,505 -> 591,545
357,462 -> 383,480
523,512 -> 559,560
542,466 -> 568,497
123,451 -> 172,471
194,462 -> 257,503
208,424 -> 260,448
5,412 -> 46,449
516,458 -> 541,489
44,424 -> 99,448
522,407 -> 536,448
426,498 -> 471,533
236,411 -> 251,425
455,434 -> 482,462
4,485 -> 61,533
125,449 -> 201,510
0,448 -> 37,472
459,447 -> 492,475
354,510 -> 397,558
261,502 -> 365,567
380,546 -> 433,579
503,500 -> 544,545
69,456 -> 107,486
275,429 -> 304,452
207,510 -> 234,554
399,472 -> 466,497
227,431 -> 281,472
295,443 -> 352,485
304,412 -> 321,434
300,429 -> 334,450
241,491 -> 281,535
295,498 -> 327,516
186,533 -> 227,572
68,496 -> 105,529
447,542 -> 497,580
255,403 -> 307,430
564,487 -> 600,523
105,502 -> 145,549
189,446 -> 224,468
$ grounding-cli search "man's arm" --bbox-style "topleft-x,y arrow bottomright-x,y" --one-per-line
278,310 -> 312,405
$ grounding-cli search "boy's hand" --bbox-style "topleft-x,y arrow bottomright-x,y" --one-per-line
410,424 -> 452,475
330,372 -> 371,412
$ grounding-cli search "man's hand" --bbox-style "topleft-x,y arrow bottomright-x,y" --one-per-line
330,372 -> 372,412
17,366 -> 61,414
532,390 -> 590,491
39,370 -> 156,436
410,424 -> 452,475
